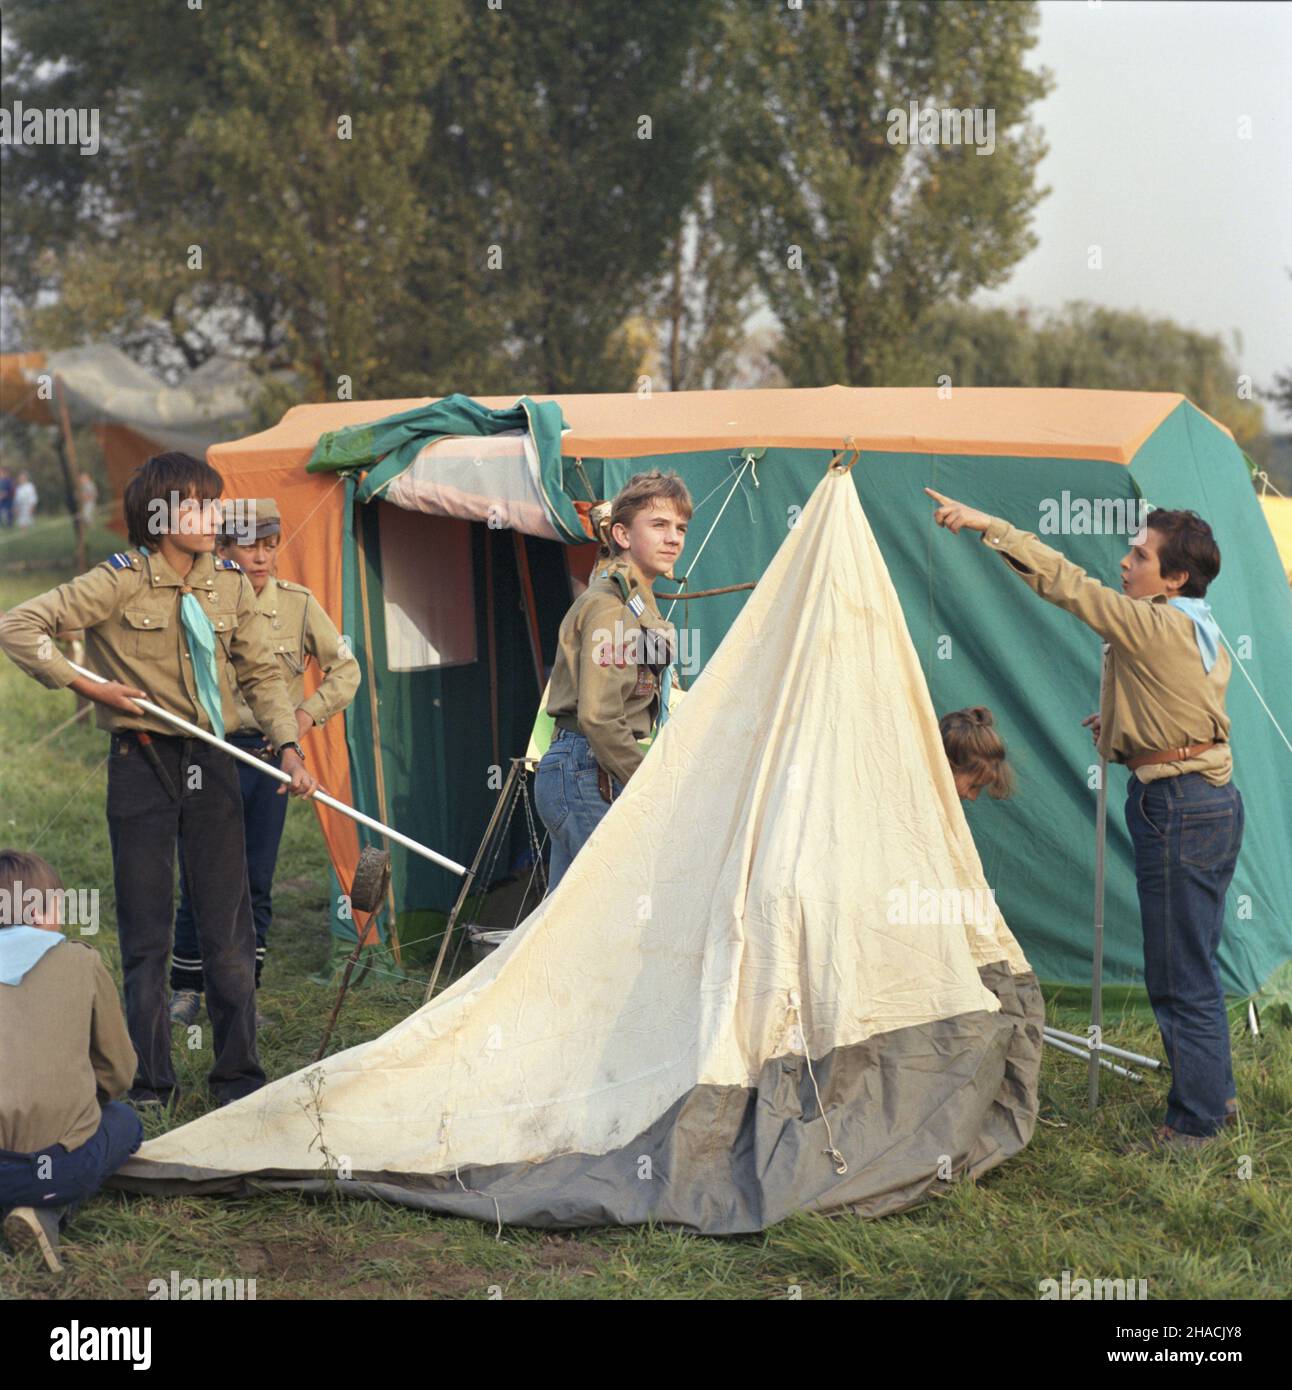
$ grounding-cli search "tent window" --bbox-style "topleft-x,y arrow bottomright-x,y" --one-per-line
377,504 -> 477,671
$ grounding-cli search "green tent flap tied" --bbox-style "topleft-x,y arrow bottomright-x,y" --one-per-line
306,393 -> 587,544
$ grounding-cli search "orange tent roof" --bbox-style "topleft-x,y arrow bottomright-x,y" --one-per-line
210,386 -> 1224,474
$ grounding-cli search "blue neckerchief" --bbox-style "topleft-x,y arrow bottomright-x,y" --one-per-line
141,546 -> 225,737
1167,597 -> 1220,674
0,926 -> 64,986
658,665 -> 674,729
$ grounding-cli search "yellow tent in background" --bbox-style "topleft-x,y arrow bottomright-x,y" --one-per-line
1259,495 -> 1292,585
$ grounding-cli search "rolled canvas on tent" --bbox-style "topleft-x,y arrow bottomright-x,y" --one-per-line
116,466 -> 1042,1231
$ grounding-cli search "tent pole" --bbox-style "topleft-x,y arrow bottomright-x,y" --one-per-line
1090,644 -> 1110,1111
424,757 -> 523,1003
353,503 -> 403,963
513,531 -> 545,693
485,528 -> 500,769
53,376 -> 88,578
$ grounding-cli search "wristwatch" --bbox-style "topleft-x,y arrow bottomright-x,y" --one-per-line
276,741 -> 305,760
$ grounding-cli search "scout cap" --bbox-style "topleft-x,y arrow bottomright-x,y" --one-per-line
221,498 -> 281,544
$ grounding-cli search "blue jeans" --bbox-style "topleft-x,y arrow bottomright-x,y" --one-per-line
172,733 -> 287,992
534,730 -> 624,892
1125,772 -> 1244,1137
0,1102 -> 143,1215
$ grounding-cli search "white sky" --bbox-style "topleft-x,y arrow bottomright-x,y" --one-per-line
978,0 -> 1292,428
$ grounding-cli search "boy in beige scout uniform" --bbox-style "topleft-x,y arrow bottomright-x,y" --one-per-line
536,471 -> 688,890
926,486 -> 1243,1147
170,498 -> 360,1025
0,453 -> 318,1110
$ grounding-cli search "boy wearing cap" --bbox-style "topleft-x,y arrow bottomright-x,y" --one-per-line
0,454 -> 318,1110
170,499 -> 360,1025
925,487 -> 1243,1148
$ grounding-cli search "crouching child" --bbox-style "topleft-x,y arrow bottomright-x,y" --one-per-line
0,851 -> 140,1274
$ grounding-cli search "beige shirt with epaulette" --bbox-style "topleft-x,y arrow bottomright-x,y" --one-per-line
0,548 -> 299,750
0,939 -> 136,1153
227,575 -> 360,735
983,518 -> 1233,786
546,556 -> 676,785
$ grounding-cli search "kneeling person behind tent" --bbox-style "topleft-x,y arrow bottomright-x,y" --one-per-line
0,851 -> 142,1274
536,471 -> 688,890
926,486 -> 1242,1147
0,453 -> 318,1110
170,498 -> 360,1027
941,705 -> 1014,802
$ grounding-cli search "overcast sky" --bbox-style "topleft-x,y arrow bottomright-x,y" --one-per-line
978,0 -> 1292,428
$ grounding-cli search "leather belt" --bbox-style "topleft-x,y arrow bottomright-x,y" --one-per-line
1126,741 -> 1219,770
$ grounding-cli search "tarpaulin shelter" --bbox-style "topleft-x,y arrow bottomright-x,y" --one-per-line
0,344 -> 275,533
115,467 -> 1044,1230
208,386 -> 1292,1001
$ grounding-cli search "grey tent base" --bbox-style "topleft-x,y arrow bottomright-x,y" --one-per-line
113,965 -> 1042,1235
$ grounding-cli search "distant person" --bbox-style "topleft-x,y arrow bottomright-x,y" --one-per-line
169,498 -> 360,1028
0,468 -> 13,527
12,472 -> 37,529
77,472 -> 99,528
0,850 -> 141,1275
940,706 -> 1014,801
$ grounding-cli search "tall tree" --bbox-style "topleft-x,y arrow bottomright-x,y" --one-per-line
719,0 -> 1051,387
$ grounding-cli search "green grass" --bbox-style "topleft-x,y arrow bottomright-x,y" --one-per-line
1,565 -> 1290,1300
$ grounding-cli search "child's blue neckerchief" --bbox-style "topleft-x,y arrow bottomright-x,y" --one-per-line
0,926 -> 63,986
140,545 -> 225,737
1167,597 -> 1220,674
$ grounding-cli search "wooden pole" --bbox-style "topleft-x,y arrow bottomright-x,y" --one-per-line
353,502 -> 402,963
485,528 -> 500,769
513,531 -> 544,693
53,376 -> 87,575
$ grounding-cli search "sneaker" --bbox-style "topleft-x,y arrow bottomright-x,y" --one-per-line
169,990 -> 202,1026
3,1205 -> 64,1273
1130,1123 -> 1216,1153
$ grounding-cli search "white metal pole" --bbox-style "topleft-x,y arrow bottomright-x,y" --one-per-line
1044,1026 -> 1161,1069
1090,644 -> 1109,1111
1044,1033 -> 1143,1081
68,661 -> 467,877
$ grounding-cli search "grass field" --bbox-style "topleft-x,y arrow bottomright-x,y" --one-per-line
1,544 -> 1289,1301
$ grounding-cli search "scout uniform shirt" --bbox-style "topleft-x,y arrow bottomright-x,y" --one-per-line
0,939 -> 136,1154
0,547 -> 299,750
982,518 -> 1232,786
546,556 -> 676,786
226,575 -> 360,736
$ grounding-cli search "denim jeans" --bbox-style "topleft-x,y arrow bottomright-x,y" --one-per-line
0,1101 -> 143,1215
173,733 -> 287,992
534,730 -> 624,892
1124,772 -> 1244,1137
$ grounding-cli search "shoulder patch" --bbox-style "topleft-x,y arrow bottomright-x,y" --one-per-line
216,558 -> 243,571
107,552 -> 134,570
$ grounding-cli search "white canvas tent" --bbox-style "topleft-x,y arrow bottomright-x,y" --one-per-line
115,466 -> 1043,1232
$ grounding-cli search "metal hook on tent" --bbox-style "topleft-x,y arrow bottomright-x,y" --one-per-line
827,436 -> 861,475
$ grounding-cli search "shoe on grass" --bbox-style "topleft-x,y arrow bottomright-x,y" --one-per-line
3,1205 -> 64,1273
1130,1123 -> 1217,1153
169,989 -> 202,1026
